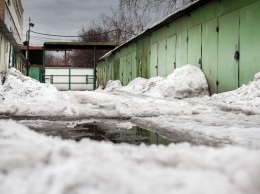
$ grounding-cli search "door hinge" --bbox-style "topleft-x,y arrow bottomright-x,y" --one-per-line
216,80 -> 219,86
216,26 -> 219,33
186,37 -> 189,42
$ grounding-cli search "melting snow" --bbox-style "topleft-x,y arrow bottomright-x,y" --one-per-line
0,65 -> 260,194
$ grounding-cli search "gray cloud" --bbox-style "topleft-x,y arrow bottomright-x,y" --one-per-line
22,0 -> 119,45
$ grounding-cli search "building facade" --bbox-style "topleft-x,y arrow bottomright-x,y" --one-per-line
0,0 -> 25,73
98,0 -> 260,94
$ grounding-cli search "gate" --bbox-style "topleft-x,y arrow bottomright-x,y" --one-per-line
44,68 -> 94,91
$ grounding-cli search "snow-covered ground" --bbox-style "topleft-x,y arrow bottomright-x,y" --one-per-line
0,66 -> 260,194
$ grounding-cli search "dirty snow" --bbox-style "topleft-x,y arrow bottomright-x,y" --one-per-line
104,65 -> 209,99
1,65 -> 260,194
0,120 -> 260,194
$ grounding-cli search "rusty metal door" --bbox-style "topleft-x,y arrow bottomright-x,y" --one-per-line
218,10 -> 239,93
202,18 -> 218,95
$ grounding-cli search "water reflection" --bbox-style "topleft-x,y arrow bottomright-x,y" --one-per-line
72,123 -> 172,146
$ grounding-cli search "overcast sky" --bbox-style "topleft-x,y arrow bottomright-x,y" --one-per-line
22,0 -> 119,46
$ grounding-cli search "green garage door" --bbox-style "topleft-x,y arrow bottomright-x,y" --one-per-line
202,18 -> 218,95
166,35 -> 176,75
158,39 -> 167,77
218,10 -> 239,93
176,31 -> 188,68
150,42 -> 158,77
240,1 -> 260,86
188,24 -> 202,68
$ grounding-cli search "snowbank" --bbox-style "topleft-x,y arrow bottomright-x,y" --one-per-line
0,67 -> 260,148
0,120 -> 260,194
0,68 -> 59,102
103,65 -> 209,99
103,80 -> 123,92
209,71 -> 260,115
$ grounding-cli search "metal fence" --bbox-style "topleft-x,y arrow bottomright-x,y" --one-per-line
44,68 -> 95,91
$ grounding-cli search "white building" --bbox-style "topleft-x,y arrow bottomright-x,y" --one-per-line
0,0 -> 25,73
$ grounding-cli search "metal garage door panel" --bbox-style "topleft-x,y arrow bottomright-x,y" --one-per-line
109,62 -> 113,81
123,56 -> 128,85
188,25 -> 202,68
240,1 -> 260,86
150,42 -> 158,77
141,48 -> 149,78
202,18 -> 218,95
166,35 -> 176,75
119,57 -> 125,85
176,31 -> 188,68
131,52 -> 137,80
158,39 -> 167,77
113,59 -> 120,80
126,54 -> 132,84
218,10 -> 239,93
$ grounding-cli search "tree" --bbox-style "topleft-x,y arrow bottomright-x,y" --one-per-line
70,1 -> 151,67
45,52 -> 65,66
119,0 -> 194,18
98,6 -> 150,44
69,25 -> 111,68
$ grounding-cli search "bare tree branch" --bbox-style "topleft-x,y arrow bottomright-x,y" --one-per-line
119,0 -> 194,18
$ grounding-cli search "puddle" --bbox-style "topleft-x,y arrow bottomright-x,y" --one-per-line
71,123 -> 173,145
3,117 -> 226,147
23,120 -> 173,146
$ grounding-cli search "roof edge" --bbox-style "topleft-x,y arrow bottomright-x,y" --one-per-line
99,0 -> 214,61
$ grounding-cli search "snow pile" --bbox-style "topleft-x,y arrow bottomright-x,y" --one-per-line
104,65 -> 209,99
0,68 -> 59,102
159,64 -> 209,98
0,120 -> 260,194
254,72 -> 260,82
103,80 -> 122,92
211,71 -> 260,113
120,76 -> 165,95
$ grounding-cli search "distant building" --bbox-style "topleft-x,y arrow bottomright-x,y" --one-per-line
0,0 -> 25,74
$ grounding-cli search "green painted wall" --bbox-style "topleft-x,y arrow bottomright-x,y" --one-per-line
29,67 -> 40,81
188,24 -> 202,68
239,1 -> 260,86
202,18 -> 218,95
97,0 -> 260,94
218,10 -> 240,93
166,35 -> 176,75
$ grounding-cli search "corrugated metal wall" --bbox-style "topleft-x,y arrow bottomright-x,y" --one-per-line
98,0 -> 260,94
